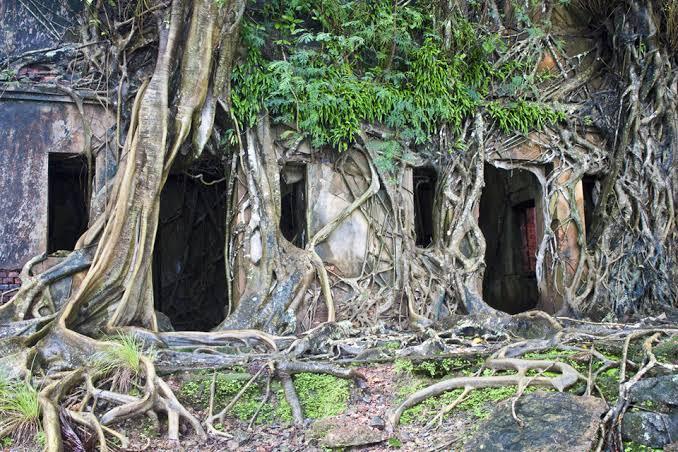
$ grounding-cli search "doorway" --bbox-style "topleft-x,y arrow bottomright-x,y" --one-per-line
479,164 -> 542,314
413,167 -> 437,248
153,172 -> 228,331
280,165 -> 307,248
48,153 -> 90,253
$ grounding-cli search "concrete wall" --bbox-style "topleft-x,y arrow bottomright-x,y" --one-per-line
0,86 -> 113,271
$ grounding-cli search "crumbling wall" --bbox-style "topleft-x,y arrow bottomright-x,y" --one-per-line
0,269 -> 21,292
0,86 -> 113,272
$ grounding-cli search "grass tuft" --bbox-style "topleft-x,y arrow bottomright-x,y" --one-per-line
0,375 -> 41,446
92,333 -> 156,393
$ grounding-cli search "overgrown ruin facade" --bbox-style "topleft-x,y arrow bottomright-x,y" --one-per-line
0,0 -> 676,449
1,89 -> 591,325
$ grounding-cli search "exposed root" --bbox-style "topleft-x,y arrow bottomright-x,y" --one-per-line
388,358 -> 579,428
599,331 -> 665,450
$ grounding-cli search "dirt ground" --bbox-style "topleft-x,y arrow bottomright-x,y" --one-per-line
120,363 -> 480,452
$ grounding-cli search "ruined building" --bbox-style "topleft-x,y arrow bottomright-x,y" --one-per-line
1,0 -> 598,328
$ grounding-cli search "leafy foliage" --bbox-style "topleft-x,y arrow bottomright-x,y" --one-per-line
230,0 -> 564,151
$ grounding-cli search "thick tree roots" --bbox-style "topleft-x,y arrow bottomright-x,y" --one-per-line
0,0 -> 675,449
388,357 -> 579,428
10,315 -> 671,451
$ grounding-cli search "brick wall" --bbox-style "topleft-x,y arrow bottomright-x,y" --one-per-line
0,269 -> 22,292
520,207 -> 538,273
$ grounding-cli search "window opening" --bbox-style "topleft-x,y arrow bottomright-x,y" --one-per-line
582,176 -> 597,236
280,165 -> 307,248
48,153 -> 90,253
413,167 -> 437,247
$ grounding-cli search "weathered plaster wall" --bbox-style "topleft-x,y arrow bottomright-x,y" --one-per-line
0,86 -> 113,269
0,0 -> 79,60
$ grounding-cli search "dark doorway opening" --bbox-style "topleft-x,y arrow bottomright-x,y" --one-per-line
479,164 -> 541,314
582,176 -> 597,237
280,165 -> 307,248
153,171 -> 228,331
413,167 -> 437,247
48,153 -> 90,253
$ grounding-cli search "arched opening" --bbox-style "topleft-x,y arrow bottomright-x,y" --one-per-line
479,164 -> 543,314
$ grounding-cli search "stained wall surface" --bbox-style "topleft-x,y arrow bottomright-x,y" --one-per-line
0,86 -> 113,270
0,0 -> 80,60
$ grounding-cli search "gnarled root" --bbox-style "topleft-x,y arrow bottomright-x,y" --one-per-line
388,357 -> 579,428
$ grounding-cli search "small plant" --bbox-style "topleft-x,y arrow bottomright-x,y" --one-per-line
92,333 -> 156,393
0,376 -> 42,446
387,437 -> 402,448
394,359 -> 414,374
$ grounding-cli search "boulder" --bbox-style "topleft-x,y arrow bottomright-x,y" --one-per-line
309,416 -> 386,448
464,391 -> 607,452
628,375 -> 678,406
622,375 -> 678,448
622,411 -> 677,448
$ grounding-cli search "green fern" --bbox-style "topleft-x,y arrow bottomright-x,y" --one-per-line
230,1 -> 564,151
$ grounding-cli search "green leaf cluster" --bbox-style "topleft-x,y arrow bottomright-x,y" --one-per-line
231,0 -> 564,151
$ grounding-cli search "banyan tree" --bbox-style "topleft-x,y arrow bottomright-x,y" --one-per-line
0,0 -> 675,449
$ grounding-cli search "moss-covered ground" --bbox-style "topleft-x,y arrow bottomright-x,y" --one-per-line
177,367 -> 351,426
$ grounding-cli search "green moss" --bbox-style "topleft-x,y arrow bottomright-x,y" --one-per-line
394,359 -> 414,374
623,441 -> 663,451
395,357 -> 480,378
524,349 -> 591,375
292,373 -> 350,419
523,348 -> 577,360
387,437 -> 402,448
383,341 -> 401,351
178,370 -> 276,424
396,378 -> 428,400
636,399 -> 662,412
597,367 -> 620,402
399,384 -> 527,425
525,369 -> 560,377
654,336 -> 677,364
456,386 -> 523,419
